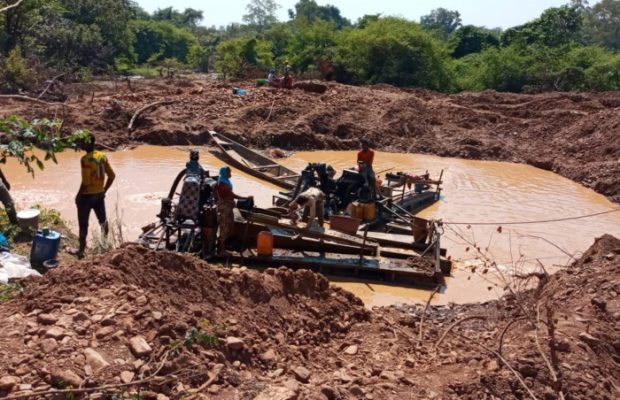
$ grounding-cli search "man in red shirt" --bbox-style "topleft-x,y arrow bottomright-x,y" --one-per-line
357,140 -> 377,198
357,140 -> 374,168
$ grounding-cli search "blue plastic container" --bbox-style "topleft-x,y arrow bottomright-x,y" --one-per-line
30,230 -> 61,266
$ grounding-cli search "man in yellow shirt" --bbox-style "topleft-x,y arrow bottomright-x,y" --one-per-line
75,134 -> 115,258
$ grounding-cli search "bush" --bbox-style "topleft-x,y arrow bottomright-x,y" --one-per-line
188,44 -> 211,72
130,20 -> 198,64
215,37 -> 273,79
0,47 -> 34,93
334,17 -> 454,90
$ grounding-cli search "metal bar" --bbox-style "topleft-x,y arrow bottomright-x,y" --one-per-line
359,228 -> 368,266
433,221 -> 442,274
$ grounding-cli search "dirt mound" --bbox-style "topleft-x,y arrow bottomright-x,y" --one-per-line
0,245 -> 368,398
2,78 -> 618,200
0,237 -> 618,399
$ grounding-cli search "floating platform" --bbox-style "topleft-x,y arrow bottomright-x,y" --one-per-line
213,250 -> 443,286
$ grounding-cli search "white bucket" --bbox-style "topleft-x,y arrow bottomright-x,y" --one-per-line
17,209 -> 40,230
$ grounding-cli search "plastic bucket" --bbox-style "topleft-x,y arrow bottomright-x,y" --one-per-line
17,209 -> 40,230
257,231 -> 274,257
362,202 -> 376,221
30,229 -> 61,266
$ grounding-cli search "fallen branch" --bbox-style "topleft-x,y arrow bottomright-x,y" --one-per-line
455,331 -> 540,400
182,365 -> 222,400
418,285 -> 440,340
498,317 -> 528,357
0,0 -> 24,13
434,315 -> 486,350
38,73 -> 65,99
0,94 -> 72,107
265,99 -> 276,121
128,100 -> 175,131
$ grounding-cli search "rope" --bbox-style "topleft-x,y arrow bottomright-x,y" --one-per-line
441,208 -> 620,226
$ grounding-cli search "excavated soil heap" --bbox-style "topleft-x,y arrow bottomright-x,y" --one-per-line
0,237 -> 618,399
1,79 -> 619,200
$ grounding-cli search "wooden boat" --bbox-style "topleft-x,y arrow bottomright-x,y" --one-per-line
208,131 -> 300,190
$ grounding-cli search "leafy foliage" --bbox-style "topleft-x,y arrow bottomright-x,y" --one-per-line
0,46 -> 32,92
0,283 -> 21,302
243,0 -> 280,29
289,0 -> 349,29
451,26 -> 500,58
286,19 -> 336,73
583,0 -> 620,50
0,0 -> 620,93
420,8 -> 462,36
152,6 -> 204,28
130,19 -> 197,64
215,36 -> 273,78
334,17 -> 453,90
501,6 -> 583,47
0,115 -> 91,175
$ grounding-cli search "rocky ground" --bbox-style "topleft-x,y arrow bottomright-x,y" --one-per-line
0,235 -> 618,399
1,77 -> 618,200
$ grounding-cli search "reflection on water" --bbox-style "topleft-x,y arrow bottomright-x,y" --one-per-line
5,146 -> 620,305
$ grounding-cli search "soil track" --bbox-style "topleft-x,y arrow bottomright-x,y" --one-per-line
1,78 -> 619,200
0,236 -> 618,399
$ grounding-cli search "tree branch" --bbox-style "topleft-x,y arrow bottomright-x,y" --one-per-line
0,0 -> 24,13
128,100 -> 175,131
0,95 -> 73,108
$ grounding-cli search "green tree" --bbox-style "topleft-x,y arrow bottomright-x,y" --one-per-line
0,0 -> 59,53
243,0 -> 280,29
289,0 -> 349,29
188,44 -> 211,72
215,36 -> 273,78
130,19 -> 197,64
501,6 -> 583,47
356,14 -> 380,29
0,45 -> 32,92
152,7 -> 204,28
420,8 -> 462,36
451,25 -> 499,58
583,0 -> 620,50
286,19 -> 336,72
334,17 -> 453,90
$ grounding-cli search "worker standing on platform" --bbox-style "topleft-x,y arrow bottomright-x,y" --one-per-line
214,166 -> 252,256
289,187 -> 325,228
357,140 -> 377,198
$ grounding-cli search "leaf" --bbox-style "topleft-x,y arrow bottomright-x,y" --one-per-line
496,226 -> 503,234
36,159 -> 44,171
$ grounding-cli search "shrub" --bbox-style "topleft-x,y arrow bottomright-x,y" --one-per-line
0,47 -> 33,93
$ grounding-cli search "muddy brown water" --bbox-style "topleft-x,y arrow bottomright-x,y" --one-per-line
5,146 -> 620,306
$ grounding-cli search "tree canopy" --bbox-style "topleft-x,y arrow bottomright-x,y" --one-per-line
0,0 -> 619,94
